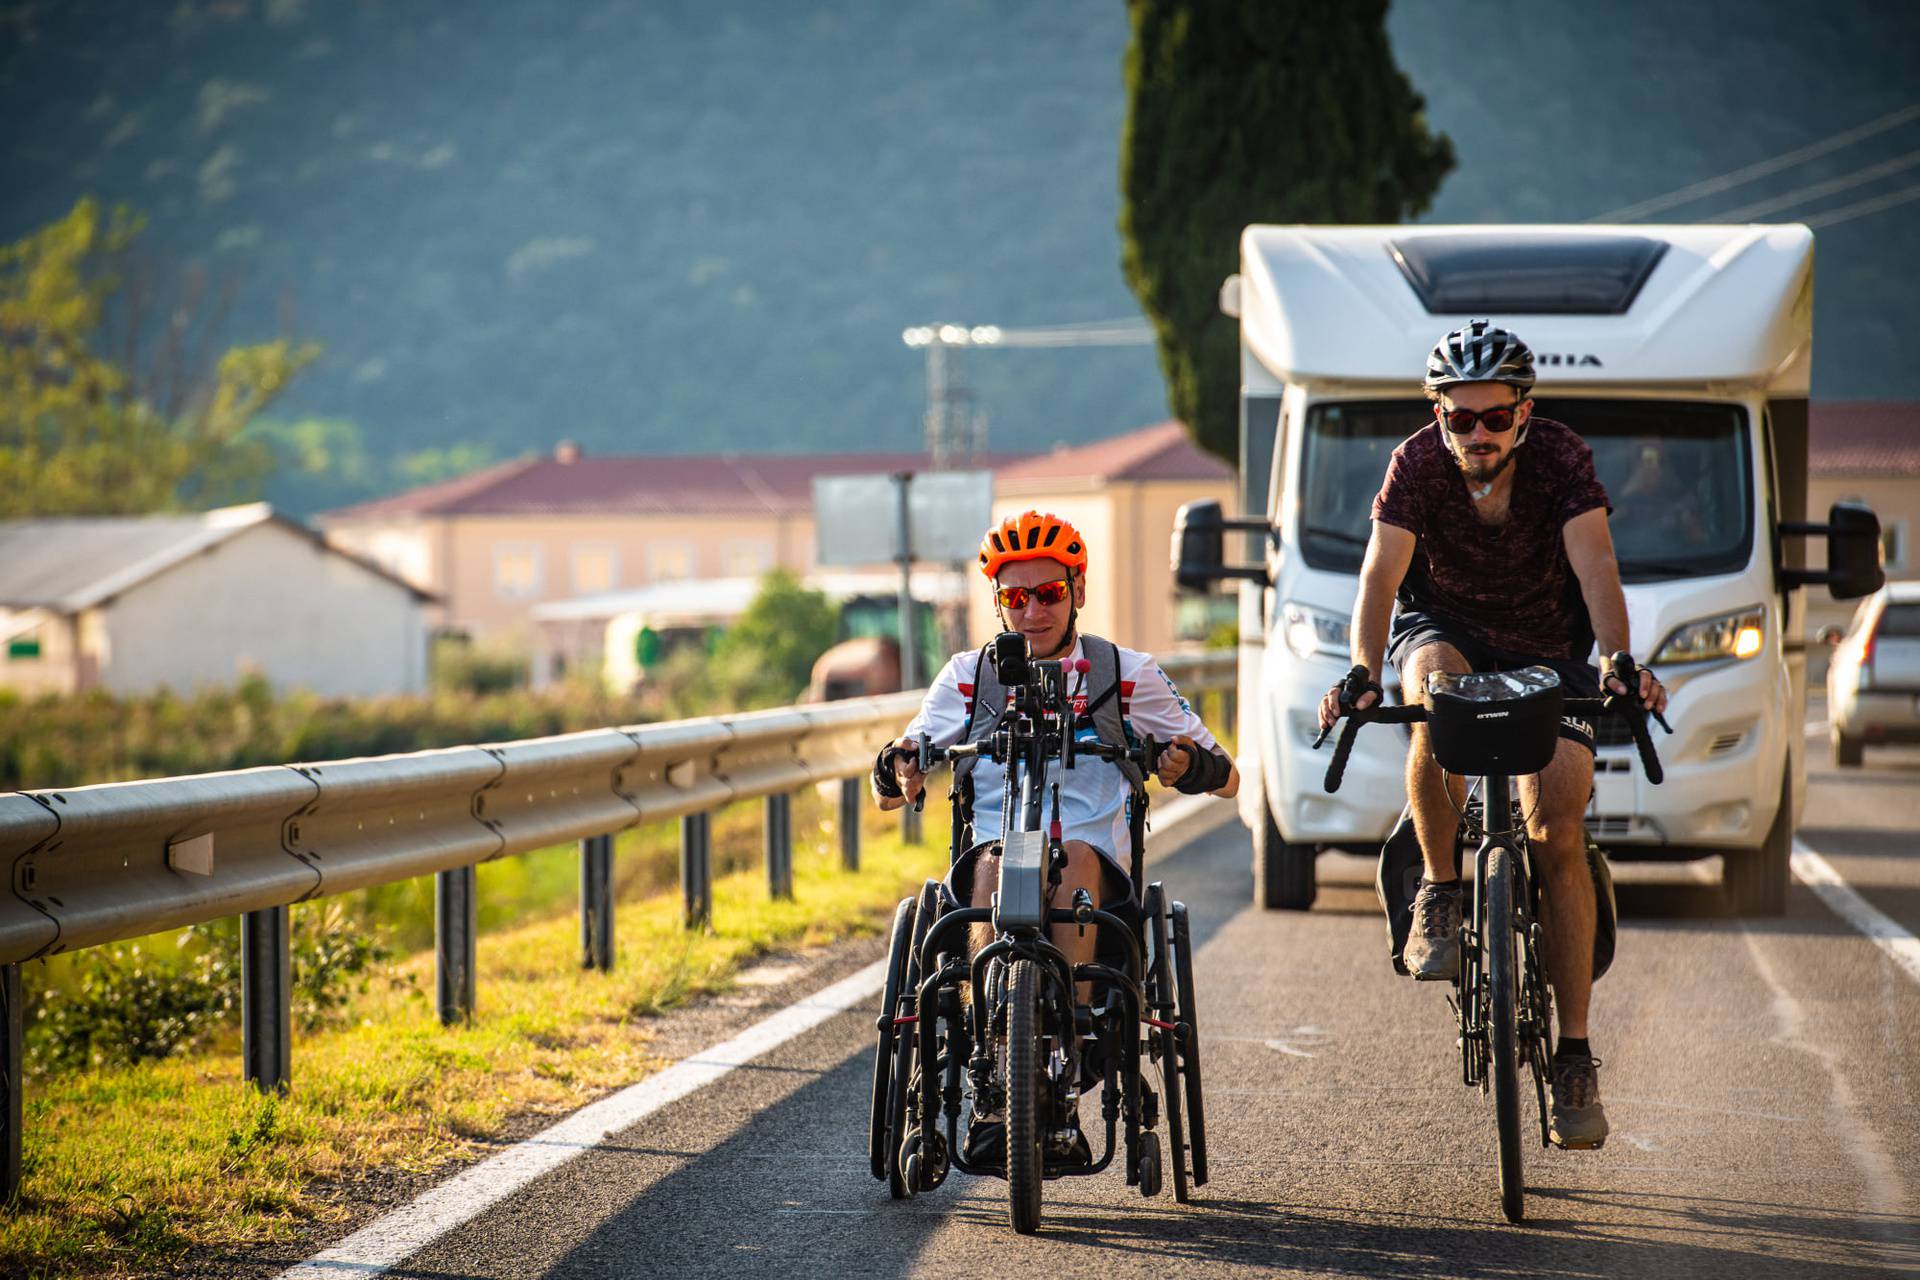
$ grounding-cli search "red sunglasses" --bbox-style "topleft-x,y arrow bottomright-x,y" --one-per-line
995,579 -> 1071,610
1437,403 -> 1523,435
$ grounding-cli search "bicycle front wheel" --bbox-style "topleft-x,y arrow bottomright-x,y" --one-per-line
1006,959 -> 1045,1234
1485,843 -> 1525,1223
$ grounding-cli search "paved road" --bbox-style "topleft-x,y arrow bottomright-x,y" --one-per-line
303,737 -> 1920,1279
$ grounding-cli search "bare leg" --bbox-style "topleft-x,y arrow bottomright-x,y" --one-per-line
1519,739 -> 1598,1038
965,841 -> 1106,1005
1403,643 -> 1471,880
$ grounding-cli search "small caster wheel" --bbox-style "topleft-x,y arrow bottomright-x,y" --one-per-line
1136,1132 -> 1163,1198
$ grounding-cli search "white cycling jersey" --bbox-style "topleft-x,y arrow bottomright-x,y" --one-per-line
903,635 -> 1220,859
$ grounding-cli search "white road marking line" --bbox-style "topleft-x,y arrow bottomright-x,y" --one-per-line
1262,1039 -> 1318,1058
1792,840 -> 1920,987
279,960 -> 888,1279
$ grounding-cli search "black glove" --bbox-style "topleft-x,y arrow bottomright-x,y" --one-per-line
871,744 -> 906,799
1174,746 -> 1232,795
1336,664 -> 1383,711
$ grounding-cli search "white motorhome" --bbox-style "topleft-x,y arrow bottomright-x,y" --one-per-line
1176,224 -> 1881,915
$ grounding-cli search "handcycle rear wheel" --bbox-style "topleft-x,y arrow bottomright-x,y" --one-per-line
1170,900 -> 1209,1189
869,896 -> 915,1184
886,880 -> 942,1198
1144,885 -> 1187,1202
1485,844 -> 1525,1223
1006,958 -> 1045,1234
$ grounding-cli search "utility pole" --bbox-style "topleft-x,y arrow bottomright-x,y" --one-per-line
901,319 -> 1155,465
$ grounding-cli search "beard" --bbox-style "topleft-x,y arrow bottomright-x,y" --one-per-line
1454,443 -> 1514,486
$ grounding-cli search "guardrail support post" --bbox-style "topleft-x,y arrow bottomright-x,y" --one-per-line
242,907 -> 292,1094
839,777 -> 861,872
437,867 -> 477,1024
581,834 -> 614,970
681,812 -> 712,930
765,793 -> 794,900
2,963 -> 20,1202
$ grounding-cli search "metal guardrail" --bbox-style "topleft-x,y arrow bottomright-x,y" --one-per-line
0,648 -> 1233,1198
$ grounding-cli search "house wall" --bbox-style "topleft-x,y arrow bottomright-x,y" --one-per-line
327,511 -> 817,644
0,607 -> 81,696
97,523 -> 427,696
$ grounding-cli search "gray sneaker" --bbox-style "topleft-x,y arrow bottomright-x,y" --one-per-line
1403,879 -> 1463,981
1548,1053 -> 1609,1150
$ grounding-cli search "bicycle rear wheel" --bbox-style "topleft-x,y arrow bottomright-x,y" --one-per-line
1006,959 -> 1045,1234
1485,843 -> 1525,1223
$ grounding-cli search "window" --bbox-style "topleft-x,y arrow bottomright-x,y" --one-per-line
572,546 -> 618,594
1389,232 -> 1668,315
493,545 -> 544,599
647,541 -> 696,582
720,537 -> 774,578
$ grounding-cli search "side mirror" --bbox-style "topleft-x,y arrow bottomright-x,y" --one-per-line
1816,624 -> 1844,647
1779,501 -> 1886,601
1172,500 -> 1272,591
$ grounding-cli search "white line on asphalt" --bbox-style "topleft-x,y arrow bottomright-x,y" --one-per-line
1792,839 -> 1920,987
281,787 -> 1235,1276
279,960 -> 888,1279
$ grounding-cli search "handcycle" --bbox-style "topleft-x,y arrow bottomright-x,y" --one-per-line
867,632 -> 1209,1233
1316,653 -> 1667,1223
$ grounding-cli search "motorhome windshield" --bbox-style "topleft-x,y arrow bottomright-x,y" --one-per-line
1297,398 -> 1753,582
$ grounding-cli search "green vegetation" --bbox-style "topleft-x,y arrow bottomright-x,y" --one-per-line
0,199 -> 318,517
1119,1 -> 1453,464
1,794 -> 947,1278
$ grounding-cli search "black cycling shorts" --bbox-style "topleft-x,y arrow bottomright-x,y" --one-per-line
1387,608 -> 1599,753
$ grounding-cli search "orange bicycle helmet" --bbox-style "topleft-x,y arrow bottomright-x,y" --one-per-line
978,510 -> 1088,579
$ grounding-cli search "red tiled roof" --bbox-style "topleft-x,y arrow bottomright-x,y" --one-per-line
1811,402 -> 1920,476
320,449 -> 1032,521
993,421 -> 1231,486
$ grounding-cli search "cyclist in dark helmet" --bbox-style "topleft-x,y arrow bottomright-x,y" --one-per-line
1315,319 -> 1668,1150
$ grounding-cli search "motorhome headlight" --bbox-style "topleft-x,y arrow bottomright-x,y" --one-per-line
1651,606 -> 1765,665
1280,601 -> 1350,661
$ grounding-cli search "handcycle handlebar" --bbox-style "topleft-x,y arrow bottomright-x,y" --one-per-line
904,730 -> 1162,812
1314,651 -> 1670,793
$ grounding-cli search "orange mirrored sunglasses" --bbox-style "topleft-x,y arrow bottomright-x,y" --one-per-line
995,579 -> 1071,610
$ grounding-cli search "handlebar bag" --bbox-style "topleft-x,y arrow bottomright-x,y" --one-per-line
1424,666 -> 1565,777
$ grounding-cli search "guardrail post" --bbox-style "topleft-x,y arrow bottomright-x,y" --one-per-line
839,777 -> 861,871
2,963 -> 20,1202
581,834 -> 614,970
437,867 -> 476,1024
681,812 -> 712,929
241,907 -> 292,1094
765,793 -> 794,900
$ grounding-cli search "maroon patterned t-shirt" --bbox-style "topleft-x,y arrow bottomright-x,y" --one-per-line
1370,417 -> 1610,658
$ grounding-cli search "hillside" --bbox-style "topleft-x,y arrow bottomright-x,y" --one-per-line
2,0 -> 1915,514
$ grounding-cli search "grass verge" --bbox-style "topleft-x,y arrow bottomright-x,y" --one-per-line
1,793 -> 948,1279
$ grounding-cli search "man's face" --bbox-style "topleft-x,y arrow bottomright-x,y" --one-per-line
994,557 -> 1084,658
1437,382 -> 1532,486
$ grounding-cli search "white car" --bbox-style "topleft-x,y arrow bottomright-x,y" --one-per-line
1826,580 -> 1920,766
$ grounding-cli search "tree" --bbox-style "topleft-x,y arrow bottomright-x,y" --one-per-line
0,198 -> 318,516
1120,2 -> 1454,463
707,569 -> 840,708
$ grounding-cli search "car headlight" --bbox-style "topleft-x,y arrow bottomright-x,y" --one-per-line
1280,601 -> 1350,662
1651,605 -> 1765,665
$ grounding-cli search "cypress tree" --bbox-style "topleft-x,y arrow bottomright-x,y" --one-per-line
1120,2 -> 1454,463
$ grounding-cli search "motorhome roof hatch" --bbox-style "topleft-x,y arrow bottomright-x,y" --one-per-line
1388,232 -> 1669,316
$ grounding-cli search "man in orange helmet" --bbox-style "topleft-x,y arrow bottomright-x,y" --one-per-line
873,509 -> 1237,1167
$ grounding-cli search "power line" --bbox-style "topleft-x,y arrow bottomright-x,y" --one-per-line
1703,147 -> 1920,222
1802,181 -> 1920,230
1588,102 -> 1920,223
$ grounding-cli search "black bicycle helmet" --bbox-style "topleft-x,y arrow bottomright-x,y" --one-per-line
1424,319 -> 1536,395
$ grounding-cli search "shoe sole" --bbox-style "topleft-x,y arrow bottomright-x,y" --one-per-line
1550,1134 -> 1607,1150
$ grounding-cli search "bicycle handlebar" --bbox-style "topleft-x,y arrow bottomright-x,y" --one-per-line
1315,651 -> 1670,793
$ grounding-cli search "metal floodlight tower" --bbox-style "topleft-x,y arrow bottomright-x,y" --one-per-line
901,318 -> 1156,467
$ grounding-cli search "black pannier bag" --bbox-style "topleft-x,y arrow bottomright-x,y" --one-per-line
1423,667 -> 1565,777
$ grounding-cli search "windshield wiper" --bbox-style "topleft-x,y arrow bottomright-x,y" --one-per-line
1303,523 -> 1368,548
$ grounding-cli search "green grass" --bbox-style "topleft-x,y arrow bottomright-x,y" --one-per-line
1,791 -> 949,1279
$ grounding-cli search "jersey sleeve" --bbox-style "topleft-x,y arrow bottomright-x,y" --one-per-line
901,652 -> 974,749
1120,651 -> 1221,754
1370,438 -> 1428,536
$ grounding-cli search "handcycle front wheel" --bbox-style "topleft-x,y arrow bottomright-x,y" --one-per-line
1485,843 -> 1525,1224
1005,958 -> 1046,1234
